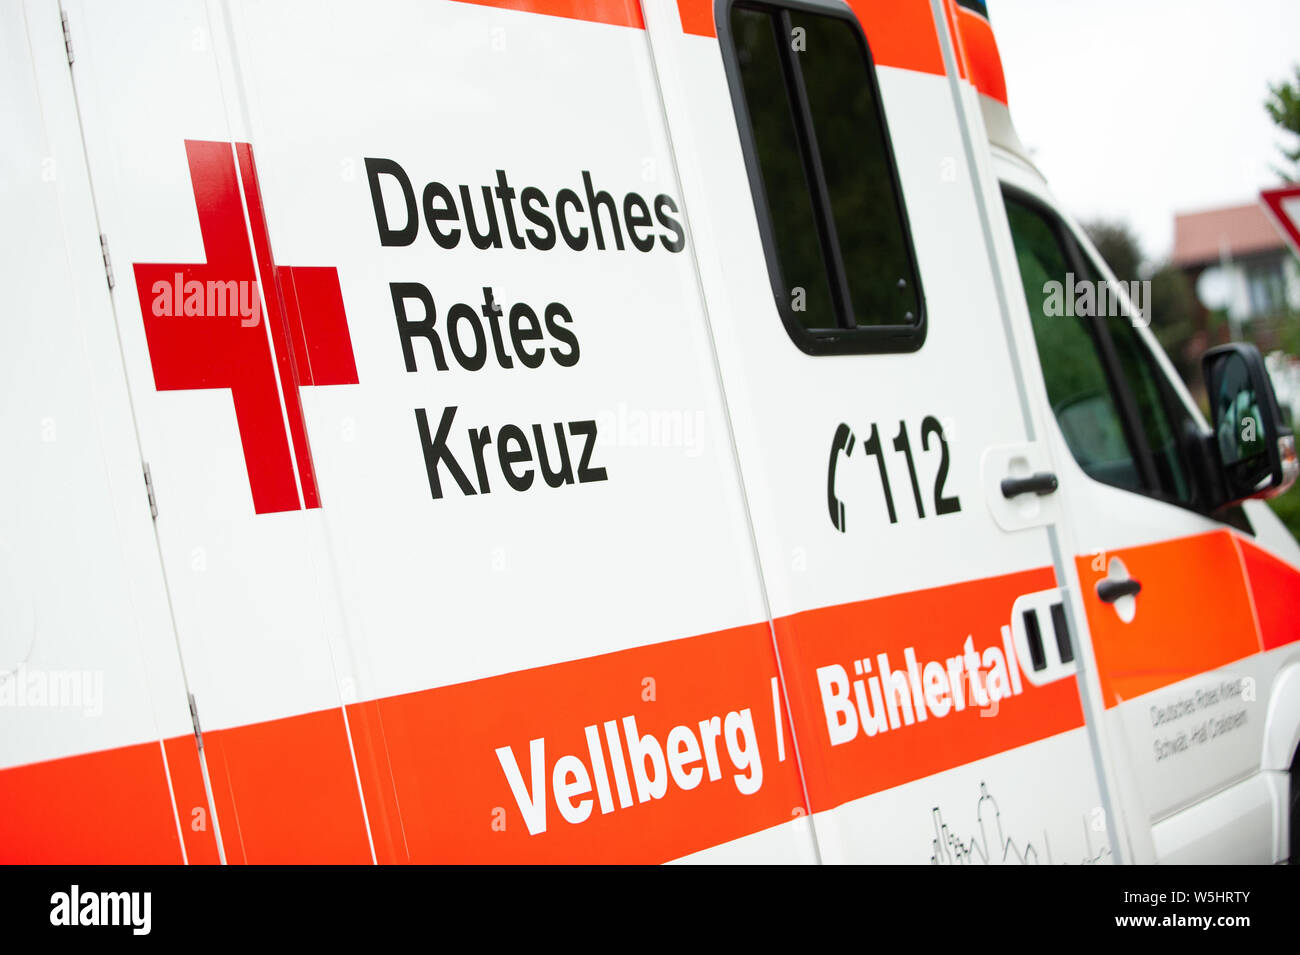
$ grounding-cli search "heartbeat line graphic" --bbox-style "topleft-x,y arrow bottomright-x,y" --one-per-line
929,782 -> 1112,865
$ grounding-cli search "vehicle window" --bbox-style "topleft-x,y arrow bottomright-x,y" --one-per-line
731,6 -> 836,331
789,10 -> 917,329
1004,189 -> 1205,511
1003,195 -> 1143,493
724,1 -> 923,352
1082,259 -> 1194,505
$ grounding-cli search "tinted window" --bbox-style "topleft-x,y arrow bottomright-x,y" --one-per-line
726,2 -> 923,351
1004,196 -> 1142,492
791,10 -> 918,327
732,7 -> 836,330
1093,278 -> 1194,504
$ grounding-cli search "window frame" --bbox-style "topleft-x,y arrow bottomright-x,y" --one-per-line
717,0 -> 927,355
1000,184 -> 1243,525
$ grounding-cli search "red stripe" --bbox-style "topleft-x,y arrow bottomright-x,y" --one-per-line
0,570 -> 1085,861
1076,531 -> 1262,708
18,544 -> 1291,861
681,0 -> 947,77
451,0 -> 644,29
203,707 -> 373,864
164,735 -> 221,864
345,622 -> 804,863
773,567 -> 1082,813
954,6 -> 1008,104
348,698 -> 412,864
0,740 -> 185,863
676,0 -> 713,37
1237,536 -> 1300,652
940,0 -> 967,78
841,0 -> 948,76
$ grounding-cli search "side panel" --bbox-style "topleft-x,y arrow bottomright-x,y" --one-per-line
0,0 -> 213,863
642,0 -> 1113,862
993,156 -> 1300,864
61,0 -> 817,862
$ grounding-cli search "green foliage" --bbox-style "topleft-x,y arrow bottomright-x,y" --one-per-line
1267,486 -> 1300,542
1011,202 -> 1111,406
1082,222 -> 1200,392
1082,220 -> 1142,284
1147,264 -> 1199,387
1265,64 -> 1300,181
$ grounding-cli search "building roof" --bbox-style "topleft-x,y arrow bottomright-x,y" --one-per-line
1172,202 -> 1288,268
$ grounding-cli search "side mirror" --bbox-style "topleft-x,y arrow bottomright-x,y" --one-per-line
1202,343 -> 1297,505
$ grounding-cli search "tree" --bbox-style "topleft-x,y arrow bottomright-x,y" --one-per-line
1082,219 -> 1142,284
1147,264 -> 1199,387
1265,64 -> 1300,182
1083,221 -> 1200,392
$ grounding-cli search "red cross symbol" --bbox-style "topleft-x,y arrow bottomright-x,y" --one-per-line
133,140 -> 358,514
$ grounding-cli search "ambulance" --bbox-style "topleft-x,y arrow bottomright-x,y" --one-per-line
2,0 -> 1298,865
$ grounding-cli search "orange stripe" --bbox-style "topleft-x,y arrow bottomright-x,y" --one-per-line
676,0 -> 714,37
846,0 -> 946,76
954,6 -> 1007,104
678,0 -> 946,77
0,740 -> 184,863
1237,537 -> 1300,652
345,623 -> 805,863
347,698 -> 411,864
203,708 -> 373,864
22,540 -> 1282,861
940,0 -> 968,78
774,567 -> 1082,813
1076,531 -> 1262,708
0,569 -> 1094,861
163,735 -> 221,864
451,0 -> 644,29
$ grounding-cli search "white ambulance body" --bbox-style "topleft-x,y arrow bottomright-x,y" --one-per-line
1,0 -> 1297,864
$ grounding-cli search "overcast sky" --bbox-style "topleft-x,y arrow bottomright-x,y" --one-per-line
991,0 -> 1300,266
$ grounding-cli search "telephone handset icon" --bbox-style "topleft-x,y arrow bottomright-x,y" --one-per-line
828,423 -> 855,532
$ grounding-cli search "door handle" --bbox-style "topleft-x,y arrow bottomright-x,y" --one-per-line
1000,471 -> 1058,498
1097,577 -> 1141,603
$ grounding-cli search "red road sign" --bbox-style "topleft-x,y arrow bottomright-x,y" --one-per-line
1260,184 -> 1300,260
